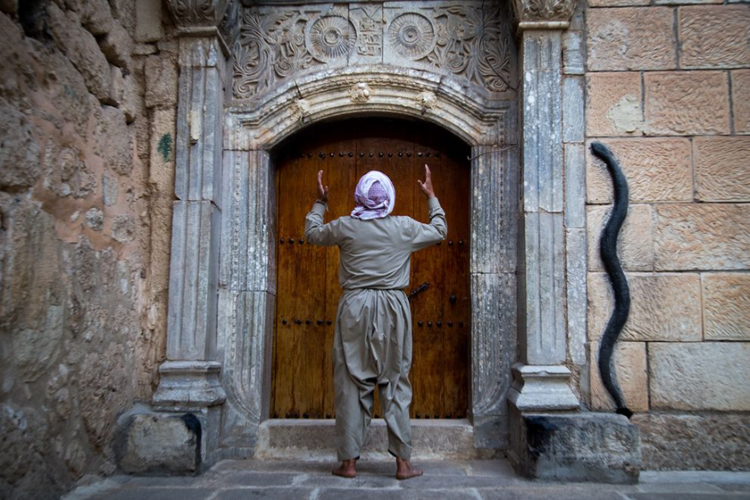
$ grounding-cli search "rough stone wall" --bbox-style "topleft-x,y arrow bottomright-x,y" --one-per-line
0,0 -> 176,497
581,0 -> 750,470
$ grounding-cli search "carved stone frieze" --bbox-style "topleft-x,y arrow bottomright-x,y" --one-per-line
512,0 -> 577,29
232,1 -> 517,102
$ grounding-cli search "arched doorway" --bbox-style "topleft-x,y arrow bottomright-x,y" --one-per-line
271,118 -> 471,421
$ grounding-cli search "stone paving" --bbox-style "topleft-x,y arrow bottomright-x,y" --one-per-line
64,459 -> 750,500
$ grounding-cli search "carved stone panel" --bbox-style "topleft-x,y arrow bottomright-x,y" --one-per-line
232,1 -> 517,102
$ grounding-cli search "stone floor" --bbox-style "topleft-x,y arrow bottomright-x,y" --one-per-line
64,460 -> 750,500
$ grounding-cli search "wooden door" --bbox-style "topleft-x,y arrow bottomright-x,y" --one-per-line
272,118 -> 470,420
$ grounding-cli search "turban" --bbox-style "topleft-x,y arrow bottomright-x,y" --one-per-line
351,171 -> 396,220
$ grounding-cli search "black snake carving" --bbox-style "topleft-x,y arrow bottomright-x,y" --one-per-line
591,142 -> 633,419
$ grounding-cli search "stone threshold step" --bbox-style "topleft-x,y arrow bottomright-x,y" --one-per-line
257,419 -> 482,460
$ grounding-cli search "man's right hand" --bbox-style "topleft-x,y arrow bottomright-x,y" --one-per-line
317,170 -> 329,203
417,164 -> 436,199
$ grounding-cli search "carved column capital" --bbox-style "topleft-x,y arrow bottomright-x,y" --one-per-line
165,0 -> 240,52
512,0 -> 578,31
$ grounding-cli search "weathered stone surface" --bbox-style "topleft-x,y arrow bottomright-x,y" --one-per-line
509,412 -> 641,483
565,144 -> 586,228
702,273 -> 750,340
566,229 -> 587,365
589,0 -> 649,7
586,138 -> 693,204
95,106 -> 133,176
587,204 -> 654,272
589,341 -> 648,412
653,204 -> 750,271
145,55 -> 178,109
586,72 -> 643,137
563,77 -> 584,143
562,30 -> 584,75
257,419 -> 478,460
733,70 -> 750,134
135,0 -> 164,43
588,273 -> 702,342
694,136 -> 750,202
80,0 -> 114,36
522,213 -> 566,364
47,3 -> 112,102
644,72 -> 731,135
633,413 -> 750,471
43,143 -> 96,199
679,6 -> 750,69
650,342 -> 750,410
85,208 -> 103,231
522,31 -> 563,213
587,8 -> 676,71
119,413 -> 199,474
100,23 -> 133,70
112,215 -> 135,243
0,101 -> 42,189
102,173 -> 119,207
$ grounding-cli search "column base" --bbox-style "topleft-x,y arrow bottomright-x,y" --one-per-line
152,360 -> 227,410
508,409 -> 642,483
507,364 -> 580,411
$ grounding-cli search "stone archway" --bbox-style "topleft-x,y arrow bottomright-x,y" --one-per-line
215,64 -> 518,458
153,0 -> 592,468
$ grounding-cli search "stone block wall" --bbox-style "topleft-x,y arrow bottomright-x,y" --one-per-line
0,0 -> 175,497
581,0 -> 750,470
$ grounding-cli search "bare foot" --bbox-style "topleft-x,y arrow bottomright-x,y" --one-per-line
395,457 -> 424,480
332,458 -> 357,478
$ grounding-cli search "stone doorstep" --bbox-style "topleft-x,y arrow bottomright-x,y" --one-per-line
256,419 -> 480,461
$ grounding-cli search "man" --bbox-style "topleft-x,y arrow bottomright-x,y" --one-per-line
304,165 -> 447,480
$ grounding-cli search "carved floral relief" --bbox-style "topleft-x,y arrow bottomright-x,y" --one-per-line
232,2 -> 517,101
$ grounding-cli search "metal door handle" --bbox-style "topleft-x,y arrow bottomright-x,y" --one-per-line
408,282 -> 430,300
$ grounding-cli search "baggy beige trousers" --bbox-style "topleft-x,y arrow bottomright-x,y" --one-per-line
333,288 -> 413,461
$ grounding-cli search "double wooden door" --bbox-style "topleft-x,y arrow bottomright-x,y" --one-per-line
272,118 -> 470,420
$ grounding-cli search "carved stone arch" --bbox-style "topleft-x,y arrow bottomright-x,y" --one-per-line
217,64 -> 519,456
224,67 -> 515,151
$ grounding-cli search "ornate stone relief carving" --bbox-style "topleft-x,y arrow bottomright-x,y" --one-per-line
512,0 -> 577,28
232,2 -> 517,101
166,0 -> 229,28
349,82 -> 371,103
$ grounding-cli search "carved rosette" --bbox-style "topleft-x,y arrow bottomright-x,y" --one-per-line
307,16 -> 357,62
388,13 -> 436,60
512,0 -> 577,29
232,2 -> 517,100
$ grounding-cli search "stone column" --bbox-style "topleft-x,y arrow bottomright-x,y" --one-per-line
507,0 -> 641,482
153,0 -> 235,412
509,0 -> 580,414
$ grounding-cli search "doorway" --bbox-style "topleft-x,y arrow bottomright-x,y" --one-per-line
271,118 -> 471,420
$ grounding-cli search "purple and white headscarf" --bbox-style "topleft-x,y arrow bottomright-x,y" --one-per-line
351,171 -> 396,220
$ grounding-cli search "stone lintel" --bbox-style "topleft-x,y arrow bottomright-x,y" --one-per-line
508,364 -> 580,412
153,361 -> 227,409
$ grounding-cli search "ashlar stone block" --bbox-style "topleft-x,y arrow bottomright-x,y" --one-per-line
654,204 -> 750,271
589,341 -> 648,412
586,138 -> 693,204
732,70 -> 750,134
694,136 -> 750,202
644,72 -> 730,135
702,273 -> 750,340
587,204 -> 654,272
587,272 -> 702,342
587,8 -> 676,71
650,342 -> 750,411
586,72 -> 643,137
679,6 -> 750,69
633,413 -> 750,471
